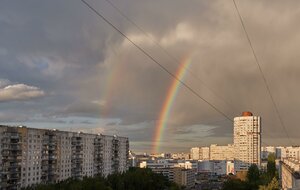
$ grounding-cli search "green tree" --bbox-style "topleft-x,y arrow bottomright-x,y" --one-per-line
267,153 -> 276,181
222,178 -> 248,190
26,168 -> 181,190
247,164 -> 260,189
259,177 -> 279,190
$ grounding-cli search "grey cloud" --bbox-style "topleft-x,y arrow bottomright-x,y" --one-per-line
1,0 -> 300,152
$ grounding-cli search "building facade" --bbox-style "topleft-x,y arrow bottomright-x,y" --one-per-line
0,125 -> 129,189
173,167 -> 195,189
190,147 -> 209,161
233,112 -> 261,172
209,144 -> 234,161
281,158 -> 300,189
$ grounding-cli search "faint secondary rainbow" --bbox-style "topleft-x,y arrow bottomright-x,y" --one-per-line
152,55 -> 193,153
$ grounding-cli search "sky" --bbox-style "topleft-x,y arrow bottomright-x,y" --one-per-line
1,0 -> 300,153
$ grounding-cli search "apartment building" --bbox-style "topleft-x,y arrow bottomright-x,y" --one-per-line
173,167 -> 195,189
171,153 -> 190,160
209,144 -> 234,161
233,112 -> 261,172
0,125 -> 129,189
281,158 -> 300,189
190,147 -> 209,161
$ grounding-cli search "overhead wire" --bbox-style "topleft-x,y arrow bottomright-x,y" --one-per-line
80,0 -> 233,123
103,0 -> 239,114
103,0 -> 277,145
232,0 -> 294,145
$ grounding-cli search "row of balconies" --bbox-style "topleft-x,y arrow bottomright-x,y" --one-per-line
71,158 -> 83,162
2,150 -> 22,157
2,144 -> 22,150
2,132 -> 20,139
2,167 -> 21,174
72,150 -> 83,154
1,139 -> 21,145
71,168 -> 82,174
2,156 -> 22,162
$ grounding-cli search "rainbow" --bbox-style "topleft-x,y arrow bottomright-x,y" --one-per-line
152,56 -> 193,153
101,52 -> 127,117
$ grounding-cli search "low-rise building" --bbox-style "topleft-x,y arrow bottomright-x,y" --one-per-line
281,158 -> 300,190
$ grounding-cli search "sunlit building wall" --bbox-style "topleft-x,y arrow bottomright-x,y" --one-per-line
233,112 -> 261,172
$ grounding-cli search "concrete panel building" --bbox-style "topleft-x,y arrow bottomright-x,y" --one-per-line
209,144 -> 234,161
0,125 -> 129,189
281,158 -> 300,190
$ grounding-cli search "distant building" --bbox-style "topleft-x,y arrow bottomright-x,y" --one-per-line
261,146 -> 276,160
283,146 -> 300,160
171,153 -> 190,160
0,125 -> 129,189
198,160 -> 234,176
151,167 -> 175,181
174,161 -> 198,172
141,159 -> 196,189
190,147 -> 200,160
209,144 -> 234,161
233,112 -> 261,172
190,147 -> 209,160
173,167 -> 195,189
139,159 -> 178,169
128,150 -> 137,167
281,158 -> 300,189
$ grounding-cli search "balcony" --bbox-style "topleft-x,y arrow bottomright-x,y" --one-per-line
2,151 -> 22,157
2,139 -> 21,145
72,168 -> 82,174
71,159 -> 83,164
49,155 -> 57,160
48,146 -> 57,151
71,164 -> 82,169
3,168 -> 21,174
2,156 -> 22,162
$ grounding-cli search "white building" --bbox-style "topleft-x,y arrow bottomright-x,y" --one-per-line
281,158 -> 300,190
171,153 -> 190,160
209,144 -> 234,161
190,147 -> 200,160
190,147 -> 209,161
233,112 -> 261,172
0,125 -> 129,189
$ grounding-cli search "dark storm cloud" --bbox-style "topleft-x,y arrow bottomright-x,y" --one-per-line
1,0 -> 300,152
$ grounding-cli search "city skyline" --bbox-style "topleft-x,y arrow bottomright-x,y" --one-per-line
1,0 -> 300,153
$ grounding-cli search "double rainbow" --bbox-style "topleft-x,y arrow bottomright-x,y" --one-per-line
152,56 -> 193,153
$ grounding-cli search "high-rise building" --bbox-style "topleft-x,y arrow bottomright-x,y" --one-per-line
0,125 -> 129,189
233,112 -> 261,172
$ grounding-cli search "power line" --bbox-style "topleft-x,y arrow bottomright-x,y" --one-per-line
104,0 -> 278,146
80,0 -> 233,122
232,0 -> 294,145
103,0 -> 239,114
